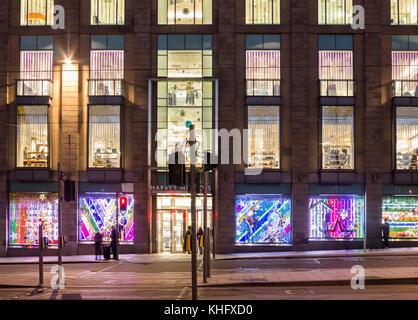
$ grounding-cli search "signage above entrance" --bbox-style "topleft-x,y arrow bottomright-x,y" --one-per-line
151,185 -> 212,193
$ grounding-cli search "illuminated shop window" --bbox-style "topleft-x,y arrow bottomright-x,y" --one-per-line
156,81 -> 213,167
247,106 -> 280,170
246,0 -> 280,24
79,193 -> 134,243
383,196 -> 418,238
322,106 -> 354,170
158,35 -> 213,78
246,35 -> 280,97
319,35 -> 354,97
9,193 -> 58,246
158,0 -> 212,25
90,35 -> 124,96
318,0 -> 352,25
392,35 -> 418,97
19,36 -> 53,96
20,0 -> 54,26
309,195 -> 364,240
391,0 -> 418,25
17,106 -> 49,168
396,107 -> 418,170
88,105 -> 121,169
91,0 -> 125,25
235,195 -> 291,245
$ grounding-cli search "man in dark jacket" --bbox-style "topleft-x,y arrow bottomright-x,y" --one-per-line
382,219 -> 390,247
110,225 -> 118,260
94,231 -> 103,260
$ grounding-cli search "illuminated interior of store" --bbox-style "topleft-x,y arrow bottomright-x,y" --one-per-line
319,50 -> 353,96
391,0 -> 418,25
88,105 -> 121,168
318,0 -> 352,24
156,195 -> 212,253
246,50 -> 280,96
322,106 -> 354,170
91,0 -> 125,25
397,107 -> 418,170
246,0 -> 280,24
20,0 -> 54,25
247,106 -> 280,169
17,106 -> 49,168
392,51 -> 418,96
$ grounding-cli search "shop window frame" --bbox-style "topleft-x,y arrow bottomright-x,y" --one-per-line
20,0 -> 54,26
91,0 -> 125,26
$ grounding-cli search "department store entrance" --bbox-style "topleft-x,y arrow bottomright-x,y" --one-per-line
156,194 -> 212,253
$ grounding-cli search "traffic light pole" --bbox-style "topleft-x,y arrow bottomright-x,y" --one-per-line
189,125 -> 198,300
58,162 -> 62,267
203,171 -> 208,283
38,222 -> 44,287
115,187 -> 120,261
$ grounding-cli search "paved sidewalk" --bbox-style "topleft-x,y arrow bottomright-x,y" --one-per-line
200,266 -> 418,288
213,247 -> 418,261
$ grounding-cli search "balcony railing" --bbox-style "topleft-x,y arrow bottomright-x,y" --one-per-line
246,80 -> 281,97
88,79 -> 123,96
319,80 -> 355,97
16,79 -> 52,96
392,80 -> 418,97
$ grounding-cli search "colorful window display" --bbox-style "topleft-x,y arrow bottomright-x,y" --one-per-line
79,193 -> 134,243
9,193 -> 58,246
21,0 -> 54,26
236,196 -> 291,245
382,196 -> 418,238
396,107 -> 418,170
309,195 -> 364,240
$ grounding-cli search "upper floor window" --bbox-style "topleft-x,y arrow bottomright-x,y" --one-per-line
158,0 -> 212,24
321,106 -> 354,170
18,36 -> 54,96
90,35 -> 124,96
396,107 -> 418,170
392,35 -> 418,97
21,0 -> 54,26
246,34 -> 280,97
318,0 -> 352,25
319,34 -> 354,97
91,0 -> 125,25
391,0 -> 418,25
246,0 -> 280,24
157,35 -> 213,78
17,105 -> 49,168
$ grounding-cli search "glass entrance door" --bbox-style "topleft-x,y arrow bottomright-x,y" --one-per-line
159,210 -> 185,253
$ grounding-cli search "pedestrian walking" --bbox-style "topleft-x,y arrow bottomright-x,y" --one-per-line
94,231 -> 103,260
110,225 -> 118,260
184,225 -> 192,254
382,219 -> 390,247
197,227 -> 204,254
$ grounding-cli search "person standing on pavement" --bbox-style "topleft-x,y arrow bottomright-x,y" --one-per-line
94,231 -> 103,260
184,226 -> 192,254
382,219 -> 390,247
197,227 -> 204,254
110,225 -> 118,260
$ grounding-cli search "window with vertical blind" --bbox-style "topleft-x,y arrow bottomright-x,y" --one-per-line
247,105 -> 280,170
392,35 -> 418,97
391,0 -> 418,25
19,36 -> 54,96
90,35 -> 124,96
158,0 -> 212,24
396,107 -> 418,170
246,0 -> 280,24
322,106 -> 354,170
88,105 -> 121,169
246,35 -> 281,97
318,0 -> 352,25
21,0 -> 54,26
16,106 -> 49,168
319,35 -> 354,97
91,0 -> 125,25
